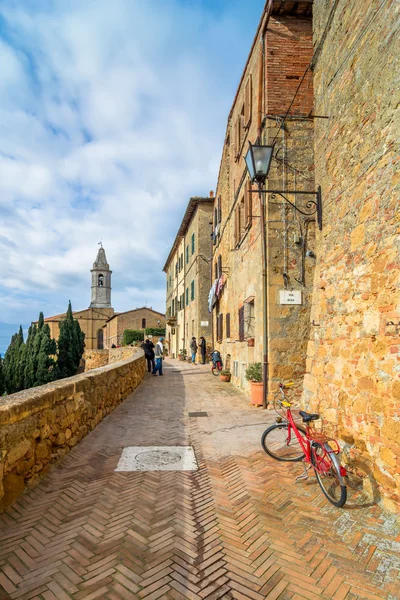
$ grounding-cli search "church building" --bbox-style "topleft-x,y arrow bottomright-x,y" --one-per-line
41,246 -> 165,350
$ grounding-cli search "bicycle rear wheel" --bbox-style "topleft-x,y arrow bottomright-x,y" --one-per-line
211,365 -> 219,376
261,423 -> 307,462
311,442 -> 347,507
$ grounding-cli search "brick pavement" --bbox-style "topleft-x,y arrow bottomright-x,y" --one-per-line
0,359 -> 399,600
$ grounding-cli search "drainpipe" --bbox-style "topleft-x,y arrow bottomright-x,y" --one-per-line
260,188 -> 269,409
259,0 -> 273,409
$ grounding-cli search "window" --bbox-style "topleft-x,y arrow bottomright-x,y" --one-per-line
240,196 -> 245,236
244,299 -> 255,338
186,245 -> 189,264
191,280 -> 195,301
226,313 -> 231,338
172,299 -> 175,316
98,274 -> 104,287
186,287 -> 189,306
191,233 -> 195,255
175,262 -> 178,277
141,318 -> 146,329
244,179 -> 253,228
234,204 -> 240,247
179,253 -> 183,271
97,329 -> 104,350
218,255 -> 222,279
238,306 -> 245,342
214,207 -> 218,228
244,75 -> 252,127
217,196 -> 222,223
217,314 -> 223,341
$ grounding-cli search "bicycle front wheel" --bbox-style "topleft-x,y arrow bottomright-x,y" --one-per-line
211,366 -> 219,376
311,442 -> 347,507
261,423 -> 306,462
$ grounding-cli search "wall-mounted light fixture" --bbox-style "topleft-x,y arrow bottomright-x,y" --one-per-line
244,142 -> 322,230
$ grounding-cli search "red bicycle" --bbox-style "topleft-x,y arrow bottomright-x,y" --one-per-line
261,382 -> 347,507
211,351 -> 223,376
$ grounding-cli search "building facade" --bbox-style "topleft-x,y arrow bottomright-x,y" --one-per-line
211,0 -> 315,395
302,0 -> 400,511
103,307 -> 166,348
164,196 -> 214,358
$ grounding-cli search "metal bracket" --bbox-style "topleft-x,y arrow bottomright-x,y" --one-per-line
250,186 -> 322,230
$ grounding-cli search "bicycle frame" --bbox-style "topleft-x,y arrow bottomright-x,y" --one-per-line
279,392 -> 346,482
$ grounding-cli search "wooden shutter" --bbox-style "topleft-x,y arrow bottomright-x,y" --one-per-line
217,196 -> 222,223
239,306 -> 244,342
234,205 -> 239,247
218,255 -> 222,278
245,180 -> 253,227
235,115 -> 240,159
226,313 -> 231,338
245,75 -> 252,126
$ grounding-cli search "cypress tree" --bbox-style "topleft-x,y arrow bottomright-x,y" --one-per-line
57,301 -> 85,378
23,324 -> 37,389
3,327 -> 25,394
35,324 -> 57,386
0,355 -> 5,395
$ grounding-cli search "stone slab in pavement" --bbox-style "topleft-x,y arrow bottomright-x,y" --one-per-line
0,359 -> 399,600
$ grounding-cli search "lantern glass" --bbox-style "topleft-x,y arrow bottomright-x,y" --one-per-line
244,145 -> 255,181
252,145 -> 274,182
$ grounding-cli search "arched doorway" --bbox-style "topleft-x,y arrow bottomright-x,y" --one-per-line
97,329 -> 104,349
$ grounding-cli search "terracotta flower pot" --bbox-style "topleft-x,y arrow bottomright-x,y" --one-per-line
250,381 -> 263,405
178,355 -> 185,361
220,374 -> 231,382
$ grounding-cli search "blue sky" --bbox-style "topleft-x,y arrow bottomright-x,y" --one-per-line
0,0 -> 265,352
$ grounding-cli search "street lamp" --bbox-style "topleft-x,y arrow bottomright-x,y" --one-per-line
244,141 -> 322,230
244,143 -> 274,185
243,141 -> 322,410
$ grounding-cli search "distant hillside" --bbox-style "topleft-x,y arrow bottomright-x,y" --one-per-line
0,322 -> 29,357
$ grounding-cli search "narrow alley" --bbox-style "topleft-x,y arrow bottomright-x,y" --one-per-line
1,362 -> 399,600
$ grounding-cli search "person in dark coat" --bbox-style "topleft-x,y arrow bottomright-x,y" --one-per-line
142,339 -> 155,373
199,336 -> 207,364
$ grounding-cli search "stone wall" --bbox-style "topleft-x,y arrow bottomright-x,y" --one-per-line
303,0 -> 400,511
83,349 -> 109,371
83,346 -> 140,371
0,352 -> 145,512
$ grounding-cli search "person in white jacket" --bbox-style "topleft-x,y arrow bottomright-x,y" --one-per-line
152,337 -> 164,376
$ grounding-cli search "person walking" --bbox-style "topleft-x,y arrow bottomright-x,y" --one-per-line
190,336 -> 198,364
199,336 -> 207,364
152,337 -> 164,376
142,339 -> 155,373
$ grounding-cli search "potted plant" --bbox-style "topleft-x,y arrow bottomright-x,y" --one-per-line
220,370 -> 231,382
178,348 -> 187,361
245,362 -> 263,405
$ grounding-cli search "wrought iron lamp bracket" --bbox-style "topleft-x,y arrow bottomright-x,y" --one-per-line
250,185 -> 322,230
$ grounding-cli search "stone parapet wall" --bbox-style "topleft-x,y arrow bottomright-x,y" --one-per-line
0,352 -> 145,512
83,349 -> 109,371
108,346 -> 140,364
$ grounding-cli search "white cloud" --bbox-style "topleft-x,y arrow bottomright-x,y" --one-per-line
0,0 -> 265,325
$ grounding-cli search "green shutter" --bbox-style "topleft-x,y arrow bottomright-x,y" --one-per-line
186,288 -> 189,306
191,280 -> 195,301
191,233 -> 195,254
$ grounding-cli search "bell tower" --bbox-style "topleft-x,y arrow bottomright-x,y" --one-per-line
90,244 -> 112,308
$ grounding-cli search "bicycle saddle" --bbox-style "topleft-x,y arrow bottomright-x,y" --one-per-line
299,410 -> 320,423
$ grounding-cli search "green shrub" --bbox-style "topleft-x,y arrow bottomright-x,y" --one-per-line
123,330 -> 144,345
145,327 -> 166,336
245,362 -> 262,382
220,370 -> 231,376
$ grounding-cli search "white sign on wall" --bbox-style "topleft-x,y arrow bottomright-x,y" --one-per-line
279,290 -> 302,305
201,321 -> 209,327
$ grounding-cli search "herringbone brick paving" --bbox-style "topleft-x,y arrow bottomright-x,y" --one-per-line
1,360 -> 399,599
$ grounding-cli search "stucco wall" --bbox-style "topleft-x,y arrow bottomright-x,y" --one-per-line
0,352 -> 145,512
303,0 -> 400,511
